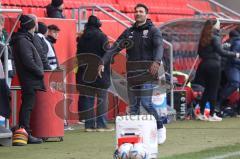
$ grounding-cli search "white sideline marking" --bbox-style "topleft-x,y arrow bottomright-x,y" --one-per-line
206,151 -> 240,159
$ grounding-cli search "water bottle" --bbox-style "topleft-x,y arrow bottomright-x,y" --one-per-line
0,116 -> 5,127
204,102 -> 211,118
194,104 -> 200,115
152,91 -> 167,117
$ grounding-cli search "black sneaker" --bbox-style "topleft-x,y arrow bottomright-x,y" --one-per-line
28,135 -> 43,144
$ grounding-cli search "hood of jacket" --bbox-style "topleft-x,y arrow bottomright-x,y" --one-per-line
10,28 -> 33,45
81,26 -> 102,40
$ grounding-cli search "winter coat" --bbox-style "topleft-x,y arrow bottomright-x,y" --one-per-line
198,31 -> 236,62
230,35 -> 240,68
46,35 -> 59,70
11,29 -> 45,91
33,33 -> 51,70
76,26 -> 110,89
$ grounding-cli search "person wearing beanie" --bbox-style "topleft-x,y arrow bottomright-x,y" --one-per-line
11,14 -> 45,145
45,24 -> 60,70
46,0 -> 65,19
76,15 -> 113,132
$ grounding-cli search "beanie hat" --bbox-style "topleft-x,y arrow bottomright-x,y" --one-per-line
38,22 -> 48,34
86,15 -> 102,28
51,0 -> 63,7
20,15 -> 35,30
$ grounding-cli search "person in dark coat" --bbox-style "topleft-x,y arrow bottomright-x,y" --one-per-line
11,15 -> 45,144
218,30 -> 240,112
46,0 -> 65,19
98,4 -> 166,144
76,15 -> 113,132
194,19 -> 240,121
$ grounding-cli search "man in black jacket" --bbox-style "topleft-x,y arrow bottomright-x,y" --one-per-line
12,15 -> 45,144
218,30 -> 240,115
76,15 -> 113,132
46,0 -> 65,19
98,4 -> 166,144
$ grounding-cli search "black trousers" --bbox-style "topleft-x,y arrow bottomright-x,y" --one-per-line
19,88 -> 36,133
197,59 -> 221,116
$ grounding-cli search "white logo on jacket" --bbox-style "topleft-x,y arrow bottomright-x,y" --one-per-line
142,30 -> 149,38
128,31 -> 134,39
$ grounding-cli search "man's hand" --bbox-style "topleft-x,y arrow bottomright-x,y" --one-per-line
98,65 -> 104,78
149,61 -> 160,76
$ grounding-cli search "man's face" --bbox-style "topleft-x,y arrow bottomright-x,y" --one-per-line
134,7 -> 148,23
48,30 -> 59,39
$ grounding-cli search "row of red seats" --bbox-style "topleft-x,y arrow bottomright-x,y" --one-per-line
188,0 -> 212,12
1,0 -> 51,7
173,41 -> 198,52
174,57 -> 200,71
2,5 -> 46,17
116,0 -> 195,15
1,0 -> 119,8
2,0 -> 214,14
1,5 -> 193,22
120,5 -> 194,15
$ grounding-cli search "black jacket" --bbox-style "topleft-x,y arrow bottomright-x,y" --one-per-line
46,4 -> 65,19
103,19 -> 163,63
230,34 -> 240,68
33,34 -> 51,70
76,26 -> 110,89
198,31 -> 236,62
11,29 -> 45,91
102,19 -> 163,83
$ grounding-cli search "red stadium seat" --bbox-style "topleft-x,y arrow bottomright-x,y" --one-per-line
1,0 -> 10,6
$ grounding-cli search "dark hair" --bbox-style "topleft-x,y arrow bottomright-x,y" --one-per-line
48,24 -> 60,31
38,22 -> 48,34
134,3 -> 149,14
199,19 -> 217,49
